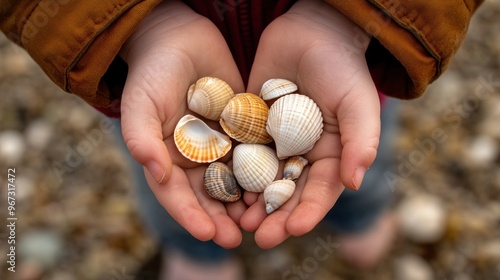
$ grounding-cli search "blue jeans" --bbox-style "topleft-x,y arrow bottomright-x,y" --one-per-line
112,99 -> 398,263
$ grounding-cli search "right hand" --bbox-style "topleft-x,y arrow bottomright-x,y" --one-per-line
119,0 -> 246,248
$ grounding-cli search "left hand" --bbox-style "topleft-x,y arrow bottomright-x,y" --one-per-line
240,0 -> 381,248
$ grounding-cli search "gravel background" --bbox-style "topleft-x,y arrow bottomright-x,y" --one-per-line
1,1 -> 499,279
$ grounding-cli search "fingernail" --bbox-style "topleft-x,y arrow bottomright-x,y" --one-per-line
352,167 -> 366,190
146,161 -> 166,184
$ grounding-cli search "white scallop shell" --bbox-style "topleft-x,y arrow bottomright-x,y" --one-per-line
259,78 -> 298,100
266,94 -> 323,159
264,179 -> 296,214
232,144 -> 279,192
187,77 -> 234,121
174,114 -> 231,163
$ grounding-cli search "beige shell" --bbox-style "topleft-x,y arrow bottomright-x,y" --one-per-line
174,114 -> 231,163
187,77 -> 234,121
266,94 -> 323,159
264,179 -> 296,214
232,144 -> 279,192
204,162 -> 241,202
284,156 -> 309,181
260,78 -> 298,100
220,93 -> 272,144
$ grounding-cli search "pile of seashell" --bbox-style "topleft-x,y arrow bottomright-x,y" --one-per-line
174,77 -> 323,214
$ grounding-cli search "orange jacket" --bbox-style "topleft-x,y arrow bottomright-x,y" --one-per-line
0,0 -> 484,112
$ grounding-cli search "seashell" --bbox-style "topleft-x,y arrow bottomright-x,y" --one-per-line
264,179 -> 296,214
232,144 -> 279,192
260,78 -> 298,100
266,94 -> 323,159
187,77 -> 234,121
204,162 -> 241,202
283,156 -> 309,181
174,114 -> 231,163
220,93 -> 273,144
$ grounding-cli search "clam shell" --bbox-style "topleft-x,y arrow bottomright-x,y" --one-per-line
187,77 -> 234,121
174,114 -> 231,163
284,156 -> 309,181
220,93 -> 272,144
260,78 -> 298,100
204,162 -> 241,202
266,94 -> 323,159
232,144 -> 279,192
264,179 -> 296,214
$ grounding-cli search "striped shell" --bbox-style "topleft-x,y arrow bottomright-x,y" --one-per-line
264,179 -> 296,214
174,114 -> 231,163
284,156 -> 309,181
267,94 -> 323,159
187,77 -> 234,121
220,93 -> 272,144
260,78 -> 298,100
204,162 -> 241,202
232,144 -> 279,192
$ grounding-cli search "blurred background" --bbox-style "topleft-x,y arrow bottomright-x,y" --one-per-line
1,1 -> 499,279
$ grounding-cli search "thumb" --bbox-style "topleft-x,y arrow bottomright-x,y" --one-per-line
338,76 -> 380,190
120,81 -> 172,184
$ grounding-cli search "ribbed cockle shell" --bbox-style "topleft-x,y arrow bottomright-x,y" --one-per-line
267,94 -> 323,159
284,156 -> 309,181
260,78 -> 298,100
174,114 -> 231,163
232,144 -> 279,192
204,162 -> 241,202
220,93 -> 272,144
264,179 -> 296,214
187,77 -> 234,121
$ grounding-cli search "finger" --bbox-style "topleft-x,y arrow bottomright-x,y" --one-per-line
337,74 -> 380,190
253,170 -> 307,248
146,165 -> 216,241
225,200 -> 247,227
185,167 -> 242,248
121,76 -> 174,184
286,158 -> 344,236
240,194 -> 267,232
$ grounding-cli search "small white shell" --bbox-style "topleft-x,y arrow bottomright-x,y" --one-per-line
264,179 -> 296,214
174,114 -> 231,163
259,78 -> 298,100
284,156 -> 309,181
267,94 -> 323,159
187,77 -> 234,121
232,144 -> 279,192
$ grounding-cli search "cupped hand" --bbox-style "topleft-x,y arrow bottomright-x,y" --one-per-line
241,0 -> 381,248
119,0 -> 246,248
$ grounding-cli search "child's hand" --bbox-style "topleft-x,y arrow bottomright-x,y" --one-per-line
241,0 -> 381,248
119,0 -> 246,248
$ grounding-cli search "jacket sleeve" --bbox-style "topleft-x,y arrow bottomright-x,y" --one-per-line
325,0 -> 484,99
0,0 -> 162,113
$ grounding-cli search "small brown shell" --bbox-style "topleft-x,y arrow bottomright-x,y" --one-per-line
283,156 -> 309,181
204,162 -> 241,202
220,93 -> 273,144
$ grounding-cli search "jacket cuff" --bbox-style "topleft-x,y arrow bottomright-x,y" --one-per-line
325,0 -> 484,99
18,0 -> 162,108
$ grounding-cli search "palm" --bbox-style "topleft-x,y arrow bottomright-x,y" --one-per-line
119,1 -> 245,248
242,0 -> 381,248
